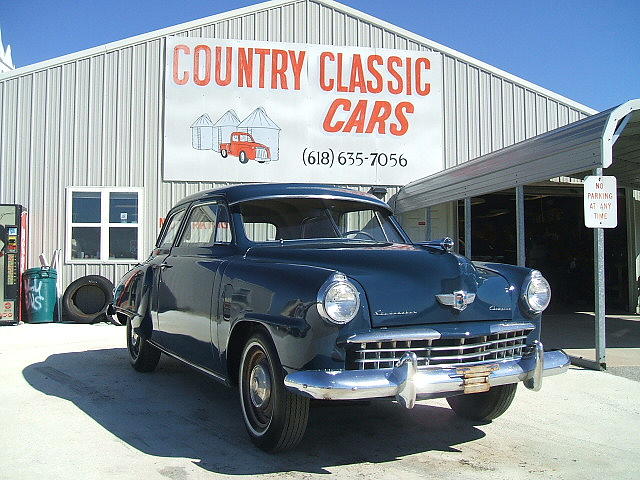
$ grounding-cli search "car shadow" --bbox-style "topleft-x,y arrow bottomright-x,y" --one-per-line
23,348 -> 486,475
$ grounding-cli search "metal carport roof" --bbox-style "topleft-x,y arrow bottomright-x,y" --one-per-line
394,99 -> 640,213
394,99 -> 640,371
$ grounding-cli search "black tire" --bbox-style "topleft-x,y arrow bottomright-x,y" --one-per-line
239,332 -> 309,452
447,383 -> 517,421
62,275 -> 114,324
239,151 -> 249,164
126,317 -> 161,372
220,149 -> 228,158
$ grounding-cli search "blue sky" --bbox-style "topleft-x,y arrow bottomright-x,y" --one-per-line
1,0 -> 637,111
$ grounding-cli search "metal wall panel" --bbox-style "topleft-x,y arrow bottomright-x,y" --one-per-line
0,0 -> 595,291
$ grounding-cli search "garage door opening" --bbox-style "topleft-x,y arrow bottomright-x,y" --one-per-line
457,186 -> 630,314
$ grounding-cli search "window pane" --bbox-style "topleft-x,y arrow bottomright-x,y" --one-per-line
159,209 -> 186,248
109,227 -> 138,259
216,206 -> 232,244
180,205 -> 218,246
244,222 -> 277,242
110,192 -> 138,223
71,227 -> 100,259
72,192 -> 101,223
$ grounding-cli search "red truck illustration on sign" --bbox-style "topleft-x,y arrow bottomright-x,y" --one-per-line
220,132 -> 272,163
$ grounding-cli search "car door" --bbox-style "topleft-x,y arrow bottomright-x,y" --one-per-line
156,199 -> 234,372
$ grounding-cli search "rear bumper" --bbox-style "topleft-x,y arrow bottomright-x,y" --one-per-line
284,342 -> 569,408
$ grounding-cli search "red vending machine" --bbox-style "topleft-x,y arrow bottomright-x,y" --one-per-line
1,204 -> 27,325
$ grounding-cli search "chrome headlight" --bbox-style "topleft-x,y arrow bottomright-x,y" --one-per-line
317,273 -> 360,325
522,270 -> 551,314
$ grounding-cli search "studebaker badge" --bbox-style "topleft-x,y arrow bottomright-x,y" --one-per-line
435,290 -> 476,311
110,183 -> 568,453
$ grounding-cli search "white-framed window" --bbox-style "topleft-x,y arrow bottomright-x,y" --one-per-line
65,187 -> 144,263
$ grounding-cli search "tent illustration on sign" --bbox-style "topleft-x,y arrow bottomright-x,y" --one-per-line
190,107 -> 280,164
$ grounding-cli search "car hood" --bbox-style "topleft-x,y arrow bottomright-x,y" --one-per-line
244,243 -> 514,327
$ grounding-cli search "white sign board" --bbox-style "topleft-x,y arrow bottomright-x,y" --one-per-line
584,176 -> 617,228
164,37 -> 443,185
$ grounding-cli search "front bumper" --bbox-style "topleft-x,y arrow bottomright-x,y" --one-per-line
284,341 -> 569,408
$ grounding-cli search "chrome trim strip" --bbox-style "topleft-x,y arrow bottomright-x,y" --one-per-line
342,327 -> 441,344
341,322 -> 535,345
147,341 -> 229,386
284,348 -> 570,405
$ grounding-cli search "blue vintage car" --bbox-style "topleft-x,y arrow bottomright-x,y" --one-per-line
110,183 -> 569,452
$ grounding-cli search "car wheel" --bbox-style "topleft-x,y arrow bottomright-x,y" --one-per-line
127,317 -> 161,372
446,383 -> 517,421
239,332 -> 309,452
239,151 -> 249,163
220,149 -> 228,158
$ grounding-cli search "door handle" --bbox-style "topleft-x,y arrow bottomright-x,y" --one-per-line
158,263 -> 173,269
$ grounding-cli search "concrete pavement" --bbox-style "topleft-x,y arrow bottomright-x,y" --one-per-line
1,323 -> 639,480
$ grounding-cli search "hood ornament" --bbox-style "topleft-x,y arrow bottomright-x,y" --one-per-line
436,290 -> 476,311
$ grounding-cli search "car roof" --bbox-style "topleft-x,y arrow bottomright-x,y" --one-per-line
172,183 -> 391,211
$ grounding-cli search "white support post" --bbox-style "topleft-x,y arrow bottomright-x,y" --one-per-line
516,185 -> 526,267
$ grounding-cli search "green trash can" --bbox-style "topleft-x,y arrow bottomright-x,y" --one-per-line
23,267 -> 58,323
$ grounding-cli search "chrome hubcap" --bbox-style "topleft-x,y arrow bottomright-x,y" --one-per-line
249,364 -> 271,408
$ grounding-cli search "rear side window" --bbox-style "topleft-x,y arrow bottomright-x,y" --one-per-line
158,209 -> 186,248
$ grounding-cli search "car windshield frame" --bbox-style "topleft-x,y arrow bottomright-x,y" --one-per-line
236,196 -> 410,245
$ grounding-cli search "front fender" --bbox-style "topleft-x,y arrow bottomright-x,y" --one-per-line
474,262 -> 544,337
221,260 -> 372,375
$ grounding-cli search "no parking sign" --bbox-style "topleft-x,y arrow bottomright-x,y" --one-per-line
583,176 -> 617,228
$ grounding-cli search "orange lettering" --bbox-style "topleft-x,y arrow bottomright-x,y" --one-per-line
365,101 -> 392,134
349,54 -> 366,93
173,45 -> 190,85
271,49 -> 288,89
320,52 -> 335,91
215,46 -> 232,86
390,102 -> 414,136
387,56 -> 403,94
238,48 -> 253,87
255,48 -> 270,88
415,58 -> 431,96
289,50 -> 306,90
336,53 -> 348,93
193,45 -> 211,86
366,55 -> 383,93
343,99 -> 368,133
323,98 -> 350,132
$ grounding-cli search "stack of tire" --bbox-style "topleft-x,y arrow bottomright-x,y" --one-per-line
62,275 -> 117,324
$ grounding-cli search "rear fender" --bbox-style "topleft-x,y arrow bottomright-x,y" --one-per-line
113,265 -> 155,338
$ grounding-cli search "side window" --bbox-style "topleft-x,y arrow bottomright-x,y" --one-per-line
180,204 -> 218,247
158,209 -> 186,248
180,203 -> 233,247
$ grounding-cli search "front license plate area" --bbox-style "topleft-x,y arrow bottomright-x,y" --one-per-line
455,364 -> 499,394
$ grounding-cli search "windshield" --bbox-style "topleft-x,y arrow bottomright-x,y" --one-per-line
238,198 -> 407,244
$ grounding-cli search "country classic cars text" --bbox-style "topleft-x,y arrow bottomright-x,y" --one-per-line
171,44 -> 435,136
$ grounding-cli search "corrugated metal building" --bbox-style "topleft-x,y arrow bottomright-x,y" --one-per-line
0,0 -> 596,291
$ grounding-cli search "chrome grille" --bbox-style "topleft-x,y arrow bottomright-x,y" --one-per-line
346,329 -> 532,370
256,148 -> 268,159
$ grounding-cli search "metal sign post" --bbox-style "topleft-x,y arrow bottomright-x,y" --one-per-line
582,171 -> 617,370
